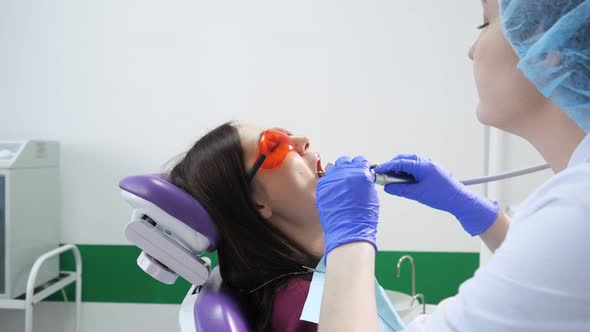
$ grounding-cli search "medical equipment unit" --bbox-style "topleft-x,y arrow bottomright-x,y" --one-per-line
119,174 -> 250,332
0,141 -> 61,299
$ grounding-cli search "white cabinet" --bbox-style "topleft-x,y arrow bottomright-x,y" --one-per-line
0,141 -> 60,299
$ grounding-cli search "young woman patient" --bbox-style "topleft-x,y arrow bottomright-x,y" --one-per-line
170,121 -> 325,332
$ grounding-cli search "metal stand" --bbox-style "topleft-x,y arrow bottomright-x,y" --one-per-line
0,244 -> 82,332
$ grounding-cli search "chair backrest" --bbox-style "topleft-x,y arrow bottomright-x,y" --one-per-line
181,267 -> 250,332
119,174 -> 250,332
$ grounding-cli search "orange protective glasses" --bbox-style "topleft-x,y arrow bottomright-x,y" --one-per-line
246,128 -> 297,182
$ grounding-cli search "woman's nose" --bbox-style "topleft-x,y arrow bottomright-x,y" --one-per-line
292,136 -> 311,154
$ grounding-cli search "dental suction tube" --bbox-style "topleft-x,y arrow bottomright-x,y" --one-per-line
370,163 -> 550,186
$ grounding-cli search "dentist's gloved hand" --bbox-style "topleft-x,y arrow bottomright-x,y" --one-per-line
375,154 -> 499,236
316,156 -> 380,256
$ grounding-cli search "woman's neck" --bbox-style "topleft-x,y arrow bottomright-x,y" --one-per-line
274,213 -> 325,258
519,102 -> 586,173
294,218 -> 325,258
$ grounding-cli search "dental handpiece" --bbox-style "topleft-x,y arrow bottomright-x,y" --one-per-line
370,163 -> 550,187
370,166 -> 415,185
321,163 -> 550,187
318,164 -> 416,185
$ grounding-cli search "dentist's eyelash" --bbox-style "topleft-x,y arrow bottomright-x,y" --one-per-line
477,22 -> 490,29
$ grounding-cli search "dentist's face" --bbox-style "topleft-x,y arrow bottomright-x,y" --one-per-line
469,0 -> 550,134
235,122 -> 323,236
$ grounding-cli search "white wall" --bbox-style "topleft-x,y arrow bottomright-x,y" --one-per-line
0,0 -> 485,251
0,1 -> 502,331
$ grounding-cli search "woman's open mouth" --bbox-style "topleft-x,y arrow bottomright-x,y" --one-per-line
317,155 -> 325,177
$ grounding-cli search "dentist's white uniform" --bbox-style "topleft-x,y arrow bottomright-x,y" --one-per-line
406,134 -> 590,332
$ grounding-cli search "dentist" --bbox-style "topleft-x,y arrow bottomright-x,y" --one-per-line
316,1 -> 590,331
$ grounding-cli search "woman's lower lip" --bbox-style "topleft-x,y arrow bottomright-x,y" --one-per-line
317,163 -> 332,178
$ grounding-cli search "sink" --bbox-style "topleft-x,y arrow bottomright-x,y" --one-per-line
384,290 -> 417,316
384,290 -> 437,324
399,304 -> 437,324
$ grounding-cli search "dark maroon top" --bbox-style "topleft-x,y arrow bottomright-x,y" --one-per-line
271,277 -> 318,332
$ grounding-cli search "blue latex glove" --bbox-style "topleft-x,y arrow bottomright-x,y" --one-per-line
375,154 -> 499,236
316,156 -> 380,256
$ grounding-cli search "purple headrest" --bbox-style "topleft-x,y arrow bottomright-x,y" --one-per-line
119,173 -> 220,250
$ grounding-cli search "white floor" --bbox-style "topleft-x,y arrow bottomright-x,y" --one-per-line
0,302 -> 181,332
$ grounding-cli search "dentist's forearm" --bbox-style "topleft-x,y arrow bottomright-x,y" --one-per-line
479,211 -> 510,252
319,242 -> 379,332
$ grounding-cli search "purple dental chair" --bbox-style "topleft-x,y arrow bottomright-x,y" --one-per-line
119,174 -> 250,332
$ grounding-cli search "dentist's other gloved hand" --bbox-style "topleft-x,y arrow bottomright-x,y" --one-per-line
375,154 -> 499,236
316,156 -> 380,256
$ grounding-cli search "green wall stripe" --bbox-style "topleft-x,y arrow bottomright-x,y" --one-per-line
47,245 -> 478,305
375,251 -> 479,304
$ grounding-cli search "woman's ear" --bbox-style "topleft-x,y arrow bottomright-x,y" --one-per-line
255,202 -> 272,219
251,184 -> 273,219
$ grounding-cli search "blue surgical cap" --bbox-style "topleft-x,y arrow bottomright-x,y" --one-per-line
500,0 -> 590,132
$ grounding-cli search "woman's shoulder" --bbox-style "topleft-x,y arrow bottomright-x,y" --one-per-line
271,277 -> 317,332
276,276 -> 312,298
273,276 -> 312,313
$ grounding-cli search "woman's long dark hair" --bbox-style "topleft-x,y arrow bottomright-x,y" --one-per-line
170,122 -> 321,331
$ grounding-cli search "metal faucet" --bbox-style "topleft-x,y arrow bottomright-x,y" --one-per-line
411,293 -> 426,314
396,255 -> 416,296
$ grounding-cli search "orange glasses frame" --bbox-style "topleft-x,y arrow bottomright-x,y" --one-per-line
246,128 -> 296,182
